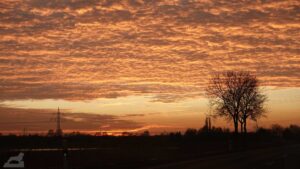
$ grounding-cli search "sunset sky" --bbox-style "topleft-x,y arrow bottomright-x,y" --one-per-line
0,0 -> 299,134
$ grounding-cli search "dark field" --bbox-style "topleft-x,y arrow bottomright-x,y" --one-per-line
1,132 -> 300,169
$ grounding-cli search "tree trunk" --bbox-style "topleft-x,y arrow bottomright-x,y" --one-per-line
243,119 -> 247,134
234,119 -> 239,134
240,122 -> 244,133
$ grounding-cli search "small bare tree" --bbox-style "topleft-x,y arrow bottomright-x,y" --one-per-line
206,71 -> 266,134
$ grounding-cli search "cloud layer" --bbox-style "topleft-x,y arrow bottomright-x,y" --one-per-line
0,0 -> 299,102
0,105 -> 142,132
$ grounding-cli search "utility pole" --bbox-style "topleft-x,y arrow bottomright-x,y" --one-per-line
56,107 -> 63,136
23,127 -> 27,136
208,116 -> 211,131
255,119 -> 259,131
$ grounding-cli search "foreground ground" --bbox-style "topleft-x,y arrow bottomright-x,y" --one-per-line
147,144 -> 300,169
0,134 -> 299,169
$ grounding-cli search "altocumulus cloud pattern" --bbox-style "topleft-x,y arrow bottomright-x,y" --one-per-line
0,0 -> 299,103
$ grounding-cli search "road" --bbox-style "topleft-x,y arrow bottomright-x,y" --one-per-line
146,144 -> 300,169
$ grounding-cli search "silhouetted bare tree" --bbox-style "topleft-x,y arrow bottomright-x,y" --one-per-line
239,77 -> 267,133
206,71 -> 266,134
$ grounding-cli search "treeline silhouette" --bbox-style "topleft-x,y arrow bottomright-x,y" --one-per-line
1,124 -> 299,150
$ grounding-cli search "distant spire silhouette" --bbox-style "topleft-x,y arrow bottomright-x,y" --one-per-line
204,115 -> 212,132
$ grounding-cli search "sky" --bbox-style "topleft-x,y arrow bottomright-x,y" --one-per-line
0,0 -> 299,135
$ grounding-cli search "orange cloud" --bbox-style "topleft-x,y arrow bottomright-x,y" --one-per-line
0,0 -> 299,103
